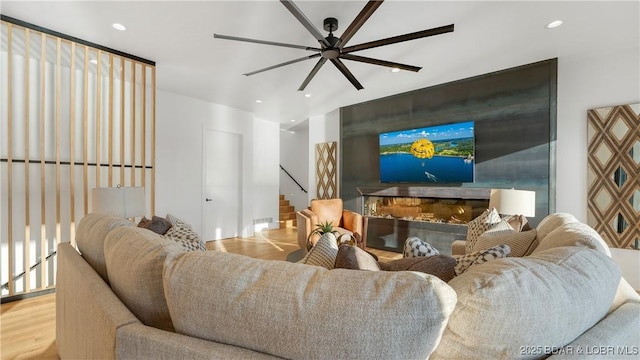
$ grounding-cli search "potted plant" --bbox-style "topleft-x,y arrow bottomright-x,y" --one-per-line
306,220 -> 355,250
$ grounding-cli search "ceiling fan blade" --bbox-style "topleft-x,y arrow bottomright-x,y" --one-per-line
214,34 -> 321,52
298,57 -> 328,91
341,54 -> 421,72
336,0 -> 384,48
342,24 -> 454,54
280,0 -> 331,48
330,58 -> 364,90
244,53 -> 321,76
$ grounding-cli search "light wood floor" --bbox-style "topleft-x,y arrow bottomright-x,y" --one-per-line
1,227 -> 401,360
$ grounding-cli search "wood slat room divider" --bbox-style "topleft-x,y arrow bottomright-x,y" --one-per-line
0,17 -> 156,300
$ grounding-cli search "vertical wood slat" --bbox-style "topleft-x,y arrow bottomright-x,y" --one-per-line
7,23 -> 14,295
82,46 -> 89,215
120,57 -> 125,187
141,65 -> 146,195
96,50 -> 102,188
40,32 -> 47,288
108,54 -> 114,187
151,66 -> 156,215
23,28 -> 31,292
55,38 -> 62,247
130,64 -> 136,186
69,42 -> 76,247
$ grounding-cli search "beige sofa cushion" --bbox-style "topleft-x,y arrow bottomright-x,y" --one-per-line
104,226 -> 184,332
532,222 -> 611,256
75,213 -> 134,282
432,247 -> 620,360
164,251 -> 457,360
535,212 -> 579,242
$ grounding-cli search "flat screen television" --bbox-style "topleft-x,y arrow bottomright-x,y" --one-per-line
379,121 -> 475,183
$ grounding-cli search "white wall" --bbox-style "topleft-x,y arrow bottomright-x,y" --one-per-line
279,127 -> 309,211
156,90 -> 279,238
556,49 -> 640,221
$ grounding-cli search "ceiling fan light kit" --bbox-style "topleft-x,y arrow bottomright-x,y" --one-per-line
213,0 -> 454,91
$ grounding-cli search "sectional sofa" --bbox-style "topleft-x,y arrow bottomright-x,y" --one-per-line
56,213 -> 640,359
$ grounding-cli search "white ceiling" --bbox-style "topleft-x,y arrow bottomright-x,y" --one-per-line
2,1 -> 638,128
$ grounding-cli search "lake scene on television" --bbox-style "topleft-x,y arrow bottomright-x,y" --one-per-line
379,121 -> 475,183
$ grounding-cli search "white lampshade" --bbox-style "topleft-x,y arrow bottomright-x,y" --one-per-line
91,186 -> 146,218
489,189 -> 536,217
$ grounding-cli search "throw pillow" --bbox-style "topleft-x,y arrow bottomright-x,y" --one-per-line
506,214 -> 530,232
474,229 -> 538,257
465,208 -> 501,253
403,236 -> 440,258
379,255 -> 457,282
453,244 -> 511,276
137,215 -> 172,235
163,214 -> 206,252
334,244 -> 381,271
298,232 -> 339,269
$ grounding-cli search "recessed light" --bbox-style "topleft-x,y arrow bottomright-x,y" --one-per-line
546,20 -> 563,29
304,93 -> 311,98
255,99 -> 263,103
112,23 -> 126,31
290,119 -> 296,122
390,68 -> 401,73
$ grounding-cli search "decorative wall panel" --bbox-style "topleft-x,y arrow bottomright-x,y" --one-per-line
587,103 -> 640,249
315,142 -> 337,199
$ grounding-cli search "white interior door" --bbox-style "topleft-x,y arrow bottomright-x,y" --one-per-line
203,129 -> 242,240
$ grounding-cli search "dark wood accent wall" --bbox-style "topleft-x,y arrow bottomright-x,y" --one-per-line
340,59 -> 557,227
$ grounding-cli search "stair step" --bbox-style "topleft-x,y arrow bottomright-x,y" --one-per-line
280,205 -> 294,213
279,219 -> 296,228
280,212 -> 296,221
278,194 -> 296,229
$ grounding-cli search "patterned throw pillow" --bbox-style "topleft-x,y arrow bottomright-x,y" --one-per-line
299,233 -> 339,269
163,214 -> 206,252
474,229 -> 539,257
403,236 -> 440,258
465,208 -> 501,253
453,244 -> 511,276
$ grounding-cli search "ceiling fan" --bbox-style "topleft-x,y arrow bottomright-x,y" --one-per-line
214,0 -> 454,91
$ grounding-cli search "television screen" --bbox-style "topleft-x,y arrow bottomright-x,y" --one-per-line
379,121 -> 475,183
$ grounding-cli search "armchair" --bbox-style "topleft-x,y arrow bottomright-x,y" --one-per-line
296,199 -> 368,252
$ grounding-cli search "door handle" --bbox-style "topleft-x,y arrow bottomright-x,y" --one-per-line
205,198 -> 213,202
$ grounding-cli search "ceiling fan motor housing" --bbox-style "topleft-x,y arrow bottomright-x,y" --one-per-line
323,17 -> 338,32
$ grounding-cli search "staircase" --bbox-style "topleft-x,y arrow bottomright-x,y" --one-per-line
279,194 -> 297,229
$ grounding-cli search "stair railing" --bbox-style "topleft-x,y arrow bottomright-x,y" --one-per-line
280,164 -> 307,193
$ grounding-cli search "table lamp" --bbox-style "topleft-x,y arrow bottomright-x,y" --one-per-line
489,188 -> 536,218
91,186 -> 146,219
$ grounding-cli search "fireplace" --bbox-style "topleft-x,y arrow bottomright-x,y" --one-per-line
358,187 -> 491,254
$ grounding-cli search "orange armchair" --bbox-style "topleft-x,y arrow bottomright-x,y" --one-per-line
296,198 -> 368,252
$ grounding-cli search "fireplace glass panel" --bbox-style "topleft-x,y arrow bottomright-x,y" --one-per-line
364,196 -> 488,224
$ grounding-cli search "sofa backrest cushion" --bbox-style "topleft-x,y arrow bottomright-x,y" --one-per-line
432,247 -> 620,360
532,221 -> 612,257
104,226 -> 183,332
164,251 -> 457,360
535,212 -> 579,243
75,213 -> 134,283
